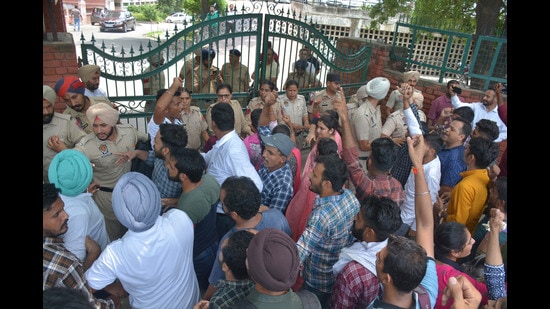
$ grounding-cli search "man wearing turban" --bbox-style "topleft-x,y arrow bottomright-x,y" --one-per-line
385,70 -> 424,118
78,64 -> 109,98
43,85 -> 87,183
74,103 -> 149,241
54,76 -> 114,134
85,172 -> 201,309
351,77 -> 391,173
48,149 -> 110,269
233,228 -> 321,308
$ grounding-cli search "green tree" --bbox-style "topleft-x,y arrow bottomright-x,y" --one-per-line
368,0 -> 506,37
369,0 -> 506,88
183,0 -> 226,20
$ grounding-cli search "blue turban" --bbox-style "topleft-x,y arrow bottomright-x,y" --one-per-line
48,149 -> 93,197
112,172 -> 161,232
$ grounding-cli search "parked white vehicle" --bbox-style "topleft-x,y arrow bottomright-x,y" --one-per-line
165,12 -> 191,24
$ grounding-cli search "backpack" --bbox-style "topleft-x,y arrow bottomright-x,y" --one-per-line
413,285 -> 431,309
234,289 -> 320,309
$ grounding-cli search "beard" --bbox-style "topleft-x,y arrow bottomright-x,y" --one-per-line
97,126 -> 114,141
167,171 -> 179,182
351,223 -> 365,241
43,112 -> 54,124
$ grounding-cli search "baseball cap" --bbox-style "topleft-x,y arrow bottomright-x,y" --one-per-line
260,133 -> 293,157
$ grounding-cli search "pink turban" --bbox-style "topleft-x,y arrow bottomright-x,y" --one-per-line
86,102 -> 119,127
54,76 -> 86,97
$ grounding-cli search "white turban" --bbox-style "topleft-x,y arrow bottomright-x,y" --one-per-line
86,102 -> 119,127
366,77 -> 391,100
112,172 -> 161,232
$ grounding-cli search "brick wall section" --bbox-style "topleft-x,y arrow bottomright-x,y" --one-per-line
43,0 -> 67,33
43,41 -> 79,113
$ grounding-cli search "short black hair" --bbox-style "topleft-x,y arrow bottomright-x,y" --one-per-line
211,102 -> 235,132
370,137 -> 398,172
221,176 -> 261,220
156,88 -> 181,101
474,119 -> 499,141
221,230 -> 255,280
43,183 -> 60,211
171,147 -> 206,183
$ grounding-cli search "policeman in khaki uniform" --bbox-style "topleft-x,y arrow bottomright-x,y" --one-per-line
74,103 -> 149,241
193,48 -> 222,95
142,54 -> 166,112
43,85 -> 87,183
205,83 -> 252,139
54,76 -> 112,134
220,49 -> 250,107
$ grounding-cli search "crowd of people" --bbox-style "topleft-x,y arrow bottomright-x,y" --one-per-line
44,59 -> 508,308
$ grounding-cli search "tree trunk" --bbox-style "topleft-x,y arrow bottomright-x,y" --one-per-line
470,0 -> 506,89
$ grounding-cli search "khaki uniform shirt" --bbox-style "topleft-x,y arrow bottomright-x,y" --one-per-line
246,97 -> 283,127
181,106 -> 208,150
180,58 -> 199,91
307,89 -> 341,114
74,124 -> 149,189
221,62 -> 250,93
278,94 -> 308,127
193,65 -> 218,94
206,100 -> 251,136
63,96 -> 111,134
351,101 -> 382,159
381,109 -> 408,139
284,72 -> 320,90
43,113 -> 87,183
386,88 -> 423,111
143,65 -> 166,96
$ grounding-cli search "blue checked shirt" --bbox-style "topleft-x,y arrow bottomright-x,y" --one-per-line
297,188 -> 361,293
146,151 -> 182,198
258,162 -> 294,214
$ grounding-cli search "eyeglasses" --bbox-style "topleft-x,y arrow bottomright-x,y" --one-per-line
217,94 -> 231,98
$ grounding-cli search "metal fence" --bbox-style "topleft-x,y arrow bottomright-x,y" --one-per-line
79,3 -> 506,130
390,15 -> 507,91
79,2 -> 372,131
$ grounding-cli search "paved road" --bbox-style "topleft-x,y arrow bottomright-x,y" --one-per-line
71,21 -> 181,60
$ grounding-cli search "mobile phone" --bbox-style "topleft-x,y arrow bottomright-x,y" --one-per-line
452,86 -> 462,94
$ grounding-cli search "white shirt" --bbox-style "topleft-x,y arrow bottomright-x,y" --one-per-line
201,130 -> 263,213
60,193 -> 110,262
85,209 -> 200,309
84,88 -> 108,98
293,60 -> 316,76
401,157 -> 441,231
451,95 -> 507,142
402,106 -> 441,231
